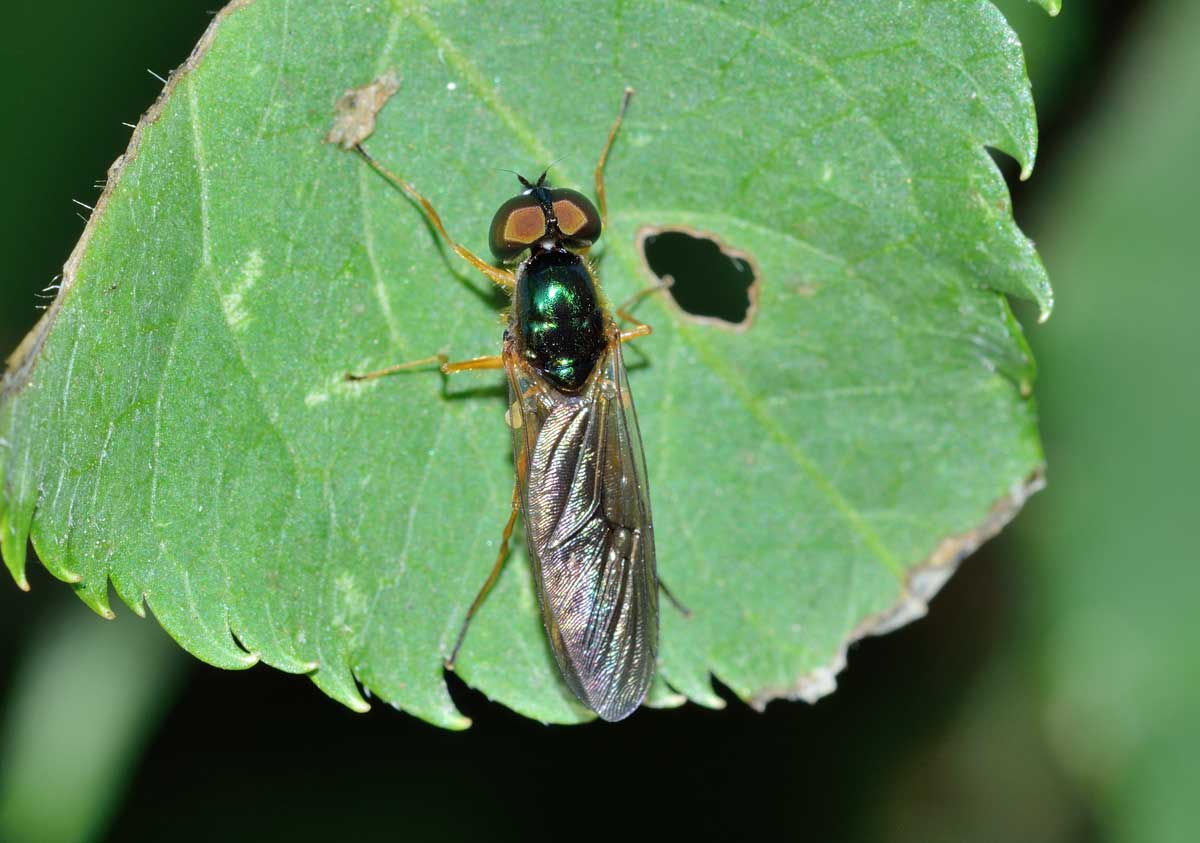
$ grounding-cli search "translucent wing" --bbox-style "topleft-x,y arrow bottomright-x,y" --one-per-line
505,330 -> 658,721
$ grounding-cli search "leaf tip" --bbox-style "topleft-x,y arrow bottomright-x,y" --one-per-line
1029,0 -> 1062,16
2,510 -> 32,590
448,715 -> 472,730
75,576 -> 117,619
1034,283 -> 1056,322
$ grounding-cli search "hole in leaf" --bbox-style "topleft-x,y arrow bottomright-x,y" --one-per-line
637,226 -> 759,330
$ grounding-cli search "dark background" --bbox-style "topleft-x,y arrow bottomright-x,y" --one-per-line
3,2 -> 1192,841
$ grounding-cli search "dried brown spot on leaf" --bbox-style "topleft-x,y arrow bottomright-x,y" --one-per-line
325,69 -> 400,150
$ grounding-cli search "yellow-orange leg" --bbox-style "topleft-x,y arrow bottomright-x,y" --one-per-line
620,325 -> 651,344
355,144 -> 516,292
594,87 -> 634,230
446,480 -> 521,670
615,279 -> 672,343
346,353 -> 504,382
345,347 -> 514,667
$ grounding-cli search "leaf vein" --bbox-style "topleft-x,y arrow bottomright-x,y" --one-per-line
680,323 -> 904,579
358,163 -> 405,349
186,80 -> 212,267
254,0 -> 292,142
390,0 -> 558,173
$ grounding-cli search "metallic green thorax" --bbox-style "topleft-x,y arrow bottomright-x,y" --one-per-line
514,248 -> 606,392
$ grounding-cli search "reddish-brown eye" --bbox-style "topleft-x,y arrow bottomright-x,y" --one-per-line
489,194 -> 546,262
548,188 -> 601,247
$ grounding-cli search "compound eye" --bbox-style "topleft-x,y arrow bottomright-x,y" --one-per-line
548,188 -> 601,247
489,194 -> 546,262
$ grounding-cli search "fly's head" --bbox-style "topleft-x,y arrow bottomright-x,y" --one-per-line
488,170 -> 602,263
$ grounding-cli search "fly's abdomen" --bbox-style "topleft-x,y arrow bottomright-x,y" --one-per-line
515,249 -> 606,392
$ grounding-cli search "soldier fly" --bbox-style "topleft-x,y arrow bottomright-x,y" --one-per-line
349,89 -> 661,721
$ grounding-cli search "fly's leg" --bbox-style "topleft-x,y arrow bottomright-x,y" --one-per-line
658,578 -> 692,618
355,144 -> 516,292
346,347 -> 512,667
442,355 -> 505,374
618,300 -> 652,342
596,87 -> 648,344
595,87 -> 634,231
346,353 -> 504,382
345,355 -> 446,381
619,325 -> 651,344
615,279 -> 672,344
446,480 -> 521,670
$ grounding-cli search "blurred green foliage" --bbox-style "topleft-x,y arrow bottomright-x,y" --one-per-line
1019,0 -> 1200,836
0,598 -> 183,843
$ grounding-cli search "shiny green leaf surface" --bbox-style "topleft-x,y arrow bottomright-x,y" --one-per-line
0,0 -> 1049,726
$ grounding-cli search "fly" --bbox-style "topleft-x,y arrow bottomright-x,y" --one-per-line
348,89 -> 672,721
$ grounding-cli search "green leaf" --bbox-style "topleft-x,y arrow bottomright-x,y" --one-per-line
0,0 -> 1048,726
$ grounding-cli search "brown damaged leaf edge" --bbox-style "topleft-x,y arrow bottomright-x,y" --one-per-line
0,0 -> 257,400
748,466 -> 1046,710
635,224 -> 761,332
